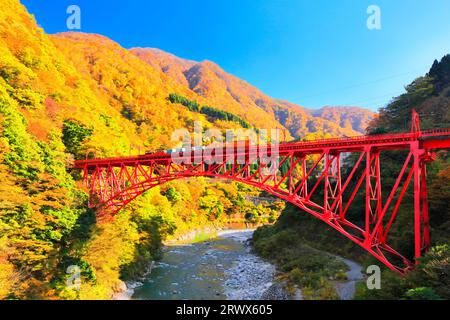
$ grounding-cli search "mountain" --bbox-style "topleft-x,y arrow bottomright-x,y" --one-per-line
253,54 -> 450,300
0,0 -> 270,299
130,48 -> 196,88
309,106 -> 375,134
50,32 -> 209,151
130,48 -> 374,137
0,0 -> 375,300
131,48 -> 291,135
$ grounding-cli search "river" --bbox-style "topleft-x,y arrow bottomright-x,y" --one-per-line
115,229 -> 363,300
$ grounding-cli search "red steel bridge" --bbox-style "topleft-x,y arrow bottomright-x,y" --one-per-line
74,111 -> 450,273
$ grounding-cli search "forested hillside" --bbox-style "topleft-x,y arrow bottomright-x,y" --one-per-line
253,54 -> 450,300
0,0 -> 284,299
0,0 -> 394,301
131,48 -> 374,137
310,106 -> 374,134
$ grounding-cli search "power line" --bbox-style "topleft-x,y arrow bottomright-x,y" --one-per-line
300,66 -> 429,99
341,90 -> 406,107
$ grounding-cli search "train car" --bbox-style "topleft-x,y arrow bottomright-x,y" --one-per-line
145,149 -> 164,155
144,150 -> 167,158
227,140 -> 255,153
165,147 -> 187,155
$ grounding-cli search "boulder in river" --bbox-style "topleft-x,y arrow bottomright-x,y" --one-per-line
112,280 -> 128,293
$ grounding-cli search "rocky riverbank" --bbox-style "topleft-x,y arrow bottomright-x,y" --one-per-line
114,229 -> 286,300
113,228 -> 362,300
221,230 -> 277,300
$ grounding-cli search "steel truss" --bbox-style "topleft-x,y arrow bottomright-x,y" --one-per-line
75,111 -> 450,273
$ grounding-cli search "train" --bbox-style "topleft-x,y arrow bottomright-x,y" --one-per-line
145,146 -> 207,155
165,146 -> 207,154
145,141 -> 256,156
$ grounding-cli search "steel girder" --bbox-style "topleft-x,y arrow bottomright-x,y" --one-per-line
75,113 -> 450,273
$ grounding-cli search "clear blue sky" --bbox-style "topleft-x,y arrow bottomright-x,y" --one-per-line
21,0 -> 450,111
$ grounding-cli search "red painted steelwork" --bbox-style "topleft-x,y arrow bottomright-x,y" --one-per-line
74,112 -> 450,273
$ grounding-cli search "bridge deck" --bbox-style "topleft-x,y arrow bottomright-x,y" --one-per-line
71,111 -> 450,273
74,129 -> 450,169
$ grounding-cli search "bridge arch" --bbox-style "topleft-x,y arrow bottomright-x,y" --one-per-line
75,112 -> 450,273
78,147 -> 425,274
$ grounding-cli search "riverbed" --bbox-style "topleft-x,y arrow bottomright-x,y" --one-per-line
115,229 -> 363,300
127,230 -> 276,300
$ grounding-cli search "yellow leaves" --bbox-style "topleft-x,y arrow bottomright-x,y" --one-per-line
0,256 -> 18,298
79,214 -> 139,299
10,237 -> 54,266
0,165 -> 29,211
0,0 -> 293,300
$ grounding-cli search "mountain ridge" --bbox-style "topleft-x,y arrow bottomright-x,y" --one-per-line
130,47 -> 375,137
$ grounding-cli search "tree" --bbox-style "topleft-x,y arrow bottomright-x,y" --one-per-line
62,119 -> 93,156
168,93 -> 251,128
199,191 -> 224,220
165,187 -> 181,203
428,54 -> 450,94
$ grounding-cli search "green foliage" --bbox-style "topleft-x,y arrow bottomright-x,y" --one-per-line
61,256 -> 97,283
0,65 -> 20,82
412,245 -> 450,298
428,54 -> 450,94
0,84 -> 44,179
0,0 -> 286,300
355,245 -> 450,300
62,119 -> 93,156
165,187 -> 182,203
168,93 -> 251,128
253,225 -> 348,300
19,47 -> 42,69
200,105 -> 251,129
354,269 -> 408,300
405,287 -> 442,300
0,75 -> 87,299
10,88 -> 44,109
120,213 -> 176,280
405,76 -> 434,105
99,114 -> 113,127
199,190 -> 224,220
369,77 -> 435,134
353,54 -> 450,300
168,93 -> 200,112
369,55 -> 450,134
120,105 -> 146,126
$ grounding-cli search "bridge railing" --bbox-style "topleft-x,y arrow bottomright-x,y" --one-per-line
279,131 -> 417,149
420,128 -> 450,137
74,128 -> 450,167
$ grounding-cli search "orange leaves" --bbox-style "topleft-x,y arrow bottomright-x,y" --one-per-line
27,120 -> 50,141
0,163 -> 30,211
27,173 -> 71,210
44,97 -> 60,120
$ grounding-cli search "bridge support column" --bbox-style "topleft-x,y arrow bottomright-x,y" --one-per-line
301,157 -> 308,198
74,110 -> 449,272
412,141 -> 431,264
323,152 -> 342,219
420,161 -> 430,253
364,147 -> 382,245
